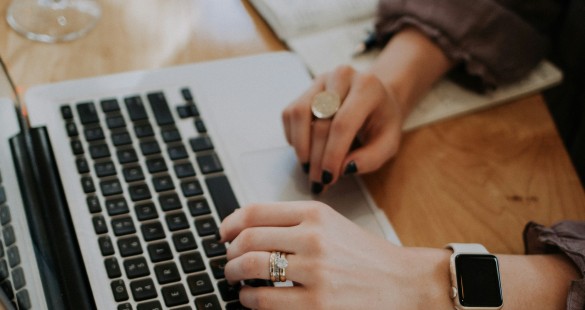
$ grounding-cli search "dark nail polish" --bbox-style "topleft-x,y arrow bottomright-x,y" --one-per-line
302,162 -> 310,174
311,182 -> 323,195
215,230 -> 222,242
322,170 -> 333,185
344,161 -> 358,175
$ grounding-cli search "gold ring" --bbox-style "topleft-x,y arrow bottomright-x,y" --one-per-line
269,251 -> 278,282
277,252 -> 288,282
269,251 -> 289,282
311,91 -> 341,119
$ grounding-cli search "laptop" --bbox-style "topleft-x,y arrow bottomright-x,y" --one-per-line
0,52 -> 398,309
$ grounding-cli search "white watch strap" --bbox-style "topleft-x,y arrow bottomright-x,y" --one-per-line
446,243 -> 489,254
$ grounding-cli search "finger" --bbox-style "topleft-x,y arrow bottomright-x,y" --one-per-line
219,202 -> 309,243
308,119 -> 330,194
239,285 -> 309,310
226,226 -> 300,261
286,77 -> 326,166
224,251 -> 308,284
343,128 -> 401,175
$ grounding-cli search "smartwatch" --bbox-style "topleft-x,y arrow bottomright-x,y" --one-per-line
446,243 -> 503,310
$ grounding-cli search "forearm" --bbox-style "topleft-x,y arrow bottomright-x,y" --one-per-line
497,254 -> 579,309
368,27 -> 454,119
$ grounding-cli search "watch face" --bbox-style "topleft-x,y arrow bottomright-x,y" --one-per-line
455,254 -> 503,307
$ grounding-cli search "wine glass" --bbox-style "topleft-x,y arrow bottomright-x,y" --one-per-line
6,0 -> 101,43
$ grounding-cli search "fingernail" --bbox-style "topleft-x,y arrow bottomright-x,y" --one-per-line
311,182 -> 323,195
215,230 -> 222,242
344,161 -> 358,175
302,162 -> 310,174
322,170 -> 333,185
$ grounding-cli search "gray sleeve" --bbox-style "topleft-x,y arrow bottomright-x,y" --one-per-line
375,0 -> 550,90
524,221 -> 585,310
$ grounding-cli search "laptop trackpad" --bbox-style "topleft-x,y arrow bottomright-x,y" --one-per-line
238,147 -> 386,237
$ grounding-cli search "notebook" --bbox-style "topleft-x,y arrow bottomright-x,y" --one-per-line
0,52 -> 398,309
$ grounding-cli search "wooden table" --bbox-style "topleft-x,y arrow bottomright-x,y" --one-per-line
1,0 -> 583,255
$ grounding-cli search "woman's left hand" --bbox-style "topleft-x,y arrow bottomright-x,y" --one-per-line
218,201 -> 451,310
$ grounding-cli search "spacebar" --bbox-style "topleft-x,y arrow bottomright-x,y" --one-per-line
205,175 -> 240,221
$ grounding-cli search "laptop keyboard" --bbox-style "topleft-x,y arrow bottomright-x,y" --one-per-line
61,87 -> 247,310
0,170 -> 32,309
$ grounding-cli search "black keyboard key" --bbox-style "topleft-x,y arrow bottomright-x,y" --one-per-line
181,179 -> 203,197
148,242 -> 173,262
98,236 -> 115,256
112,216 -> 136,236
84,127 -> 105,141
162,128 -> 181,143
209,257 -> 227,279
141,221 -> 166,241
147,92 -> 175,126
174,162 -> 195,178
162,283 -> 189,307
12,267 -> 26,290
179,252 -> 205,274
125,96 -> 148,122
112,131 -> 132,146
129,184 -> 152,202
195,295 -> 221,310
124,257 -> 150,279
61,105 -> 73,119
71,140 -> 84,155
87,196 -> 102,213
137,300 -> 163,310
205,175 -> 239,220
111,279 -> 129,302
195,217 -> 217,237
146,157 -> 167,173
153,175 -> 174,192
81,177 -> 96,193
0,260 -> 8,281
195,119 -> 207,133
0,205 -> 11,225
95,161 -> 116,177
226,301 -> 249,310
118,236 -> 143,257
159,193 -> 181,211
202,239 -> 226,258
135,203 -> 158,221
106,115 -> 126,129
154,262 -> 181,285
101,98 -> 120,113
3,226 -> 15,246
187,198 -> 211,217
0,280 -> 13,299
123,165 -> 145,182
189,136 -> 213,152
66,122 -> 79,137
168,144 -> 188,160
130,278 -> 158,301
135,123 -> 154,138
16,289 -> 32,310
165,212 -> 189,231
7,246 -> 21,267
105,198 -> 129,215
76,158 -> 90,174
218,280 -> 240,302
118,303 -> 132,310
90,144 -> 111,159
117,148 -> 138,164
92,215 -> 109,234
181,88 -> 193,102
172,231 -> 197,252
100,179 -> 123,196
197,153 -> 223,174
77,102 -> 99,125
104,257 -> 122,279
140,140 -> 161,156
187,273 -> 214,296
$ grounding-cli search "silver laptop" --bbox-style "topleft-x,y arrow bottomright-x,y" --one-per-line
1,52 -> 398,309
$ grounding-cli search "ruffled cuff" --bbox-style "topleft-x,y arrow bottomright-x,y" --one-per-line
524,221 -> 585,310
375,0 -> 548,91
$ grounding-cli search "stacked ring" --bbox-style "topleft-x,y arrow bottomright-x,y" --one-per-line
269,251 -> 289,282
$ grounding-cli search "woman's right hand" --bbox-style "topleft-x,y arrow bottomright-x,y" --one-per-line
282,65 -> 403,194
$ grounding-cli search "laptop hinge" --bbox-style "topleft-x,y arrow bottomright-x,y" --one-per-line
10,127 -> 96,310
